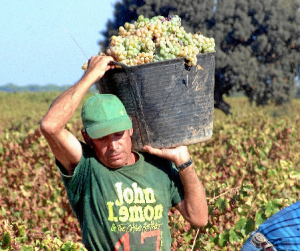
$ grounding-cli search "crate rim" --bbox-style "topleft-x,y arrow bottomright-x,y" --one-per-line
111,52 -> 215,70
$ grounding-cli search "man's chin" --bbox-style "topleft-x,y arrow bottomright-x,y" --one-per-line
106,157 -> 125,169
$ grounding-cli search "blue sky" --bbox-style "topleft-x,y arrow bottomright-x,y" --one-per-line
0,0 -> 118,86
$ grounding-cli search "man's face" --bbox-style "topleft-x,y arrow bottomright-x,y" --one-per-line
91,128 -> 134,169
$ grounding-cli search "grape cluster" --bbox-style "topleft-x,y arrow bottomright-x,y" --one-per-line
82,15 -> 215,69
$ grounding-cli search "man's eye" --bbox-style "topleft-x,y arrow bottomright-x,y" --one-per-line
115,131 -> 125,137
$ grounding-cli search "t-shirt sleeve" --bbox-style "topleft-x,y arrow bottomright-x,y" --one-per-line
169,163 -> 185,207
56,142 -> 91,210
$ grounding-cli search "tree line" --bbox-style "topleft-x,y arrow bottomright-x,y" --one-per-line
0,83 -> 97,93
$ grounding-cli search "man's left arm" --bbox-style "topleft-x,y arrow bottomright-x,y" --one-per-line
142,145 -> 208,228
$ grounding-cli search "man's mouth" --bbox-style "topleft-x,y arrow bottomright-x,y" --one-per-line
109,152 -> 122,159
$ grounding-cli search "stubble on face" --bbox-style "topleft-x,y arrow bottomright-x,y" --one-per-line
92,129 -> 135,169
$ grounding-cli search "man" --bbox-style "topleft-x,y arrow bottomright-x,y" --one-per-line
241,200 -> 300,251
40,55 -> 208,251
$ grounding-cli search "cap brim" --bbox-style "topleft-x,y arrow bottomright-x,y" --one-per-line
86,116 -> 132,139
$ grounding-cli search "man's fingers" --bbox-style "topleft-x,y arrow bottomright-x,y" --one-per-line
87,55 -> 114,67
142,145 -> 154,153
142,145 -> 162,155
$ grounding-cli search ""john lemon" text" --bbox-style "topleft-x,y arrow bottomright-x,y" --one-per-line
107,182 -> 163,223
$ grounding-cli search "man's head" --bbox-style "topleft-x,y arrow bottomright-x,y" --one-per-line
81,94 -> 135,168
81,94 -> 132,139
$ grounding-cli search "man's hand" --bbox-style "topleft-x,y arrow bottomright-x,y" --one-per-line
82,55 -> 115,84
142,145 -> 191,167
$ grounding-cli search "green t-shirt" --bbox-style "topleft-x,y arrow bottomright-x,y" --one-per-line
57,142 -> 184,251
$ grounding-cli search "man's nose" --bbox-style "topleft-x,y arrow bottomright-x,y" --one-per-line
109,138 -> 119,150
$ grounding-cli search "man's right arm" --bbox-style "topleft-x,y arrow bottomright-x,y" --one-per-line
40,56 -> 115,175
142,145 -> 208,228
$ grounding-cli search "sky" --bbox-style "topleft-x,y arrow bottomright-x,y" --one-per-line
0,0 -> 118,86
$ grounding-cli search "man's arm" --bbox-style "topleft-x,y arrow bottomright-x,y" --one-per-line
142,145 -> 208,228
40,56 -> 115,175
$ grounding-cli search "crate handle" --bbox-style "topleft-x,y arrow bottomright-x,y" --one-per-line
109,61 -> 130,69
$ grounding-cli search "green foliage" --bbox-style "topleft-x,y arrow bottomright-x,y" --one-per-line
100,0 -> 300,108
0,220 -> 87,250
0,91 -> 94,131
0,93 -> 300,250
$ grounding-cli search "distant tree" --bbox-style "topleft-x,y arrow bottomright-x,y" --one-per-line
99,0 -> 300,114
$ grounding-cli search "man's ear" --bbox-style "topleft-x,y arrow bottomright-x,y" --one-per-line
81,129 -> 93,146
129,127 -> 133,137
129,117 -> 133,136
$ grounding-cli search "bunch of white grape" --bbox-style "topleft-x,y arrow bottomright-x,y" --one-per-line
83,15 -> 215,69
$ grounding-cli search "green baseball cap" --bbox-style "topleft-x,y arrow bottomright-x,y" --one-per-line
81,94 -> 132,139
